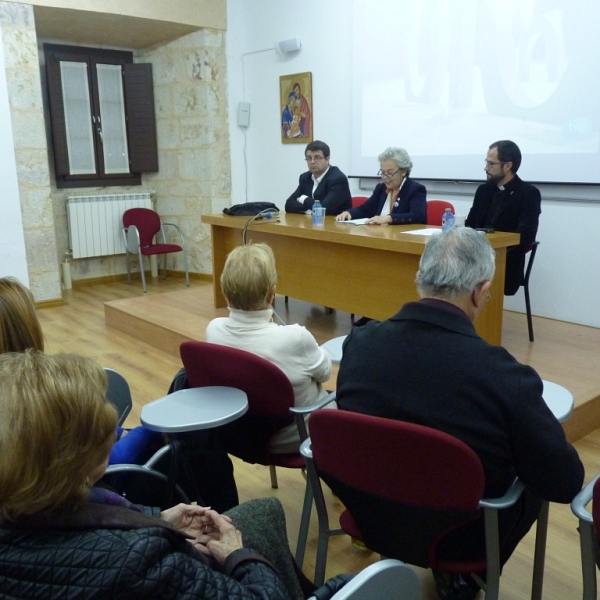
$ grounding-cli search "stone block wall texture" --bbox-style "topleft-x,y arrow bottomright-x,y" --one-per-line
138,28 -> 231,275
0,1 -> 61,301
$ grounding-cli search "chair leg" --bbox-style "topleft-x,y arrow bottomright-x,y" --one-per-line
122,229 -> 132,285
525,280 -> 534,342
295,481 -> 313,567
138,249 -> 147,293
531,500 -> 548,600
269,465 -> 278,489
483,507 -> 501,600
163,254 -> 168,280
285,296 -> 289,304
182,246 -> 190,287
579,519 -> 598,600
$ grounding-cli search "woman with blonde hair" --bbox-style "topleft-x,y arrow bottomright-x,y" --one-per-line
0,351 -> 304,599
205,243 -> 333,453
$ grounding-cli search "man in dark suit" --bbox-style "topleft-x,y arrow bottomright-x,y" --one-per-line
284,140 -> 351,216
336,227 -> 583,600
466,140 -> 541,295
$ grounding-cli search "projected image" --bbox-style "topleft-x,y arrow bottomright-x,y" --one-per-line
352,0 -> 600,183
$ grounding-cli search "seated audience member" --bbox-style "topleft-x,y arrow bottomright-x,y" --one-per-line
285,140 -> 352,216
0,276 -> 159,466
336,227 -> 583,600
465,140 -> 541,295
0,350 -> 308,599
206,243 -> 333,454
336,147 -> 426,225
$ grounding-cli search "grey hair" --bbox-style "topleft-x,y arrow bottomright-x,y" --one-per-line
378,147 -> 413,174
416,228 -> 496,299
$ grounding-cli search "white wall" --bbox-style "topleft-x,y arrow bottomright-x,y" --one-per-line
0,24 -> 29,286
227,0 -> 600,328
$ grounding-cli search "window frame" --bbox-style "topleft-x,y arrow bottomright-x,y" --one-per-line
44,44 -> 158,189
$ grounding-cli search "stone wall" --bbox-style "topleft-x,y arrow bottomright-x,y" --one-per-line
139,28 -> 231,275
0,0 -> 60,301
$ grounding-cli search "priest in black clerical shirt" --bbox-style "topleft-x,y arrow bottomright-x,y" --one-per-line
466,140 -> 541,295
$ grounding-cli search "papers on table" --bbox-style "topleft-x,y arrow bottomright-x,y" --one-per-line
337,218 -> 370,225
403,228 -> 442,236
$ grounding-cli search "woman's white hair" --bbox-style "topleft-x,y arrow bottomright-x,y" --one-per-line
416,227 -> 496,300
378,147 -> 413,174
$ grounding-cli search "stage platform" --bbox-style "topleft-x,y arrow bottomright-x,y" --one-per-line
105,284 -> 600,442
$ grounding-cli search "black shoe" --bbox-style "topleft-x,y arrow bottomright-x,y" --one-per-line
433,570 -> 480,600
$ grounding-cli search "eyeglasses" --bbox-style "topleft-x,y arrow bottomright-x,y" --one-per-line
305,155 -> 326,163
378,168 -> 401,179
484,160 -> 506,168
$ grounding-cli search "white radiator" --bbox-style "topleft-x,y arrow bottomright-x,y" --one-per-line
67,193 -> 153,259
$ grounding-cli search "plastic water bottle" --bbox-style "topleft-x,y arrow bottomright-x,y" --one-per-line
312,199 -> 324,226
441,208 -> 455,232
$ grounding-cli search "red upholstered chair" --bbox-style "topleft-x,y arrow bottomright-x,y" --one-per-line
351,195 -> 369,208
302,409 -> 549,598
122,208 -> 189,293
179,340 -> 335,567
571,472 -> 600,600
426,199 -> 455,225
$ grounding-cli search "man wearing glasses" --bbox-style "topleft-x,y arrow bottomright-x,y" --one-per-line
466,140 -> 541,295
284,140 -> 352,216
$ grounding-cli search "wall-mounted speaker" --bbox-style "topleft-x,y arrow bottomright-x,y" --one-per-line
276,38 -> 301,54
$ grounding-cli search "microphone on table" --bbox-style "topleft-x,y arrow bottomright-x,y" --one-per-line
242,209 -> 280,244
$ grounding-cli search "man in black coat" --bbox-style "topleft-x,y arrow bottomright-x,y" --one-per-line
466,140 -> 541,295
337,227 -> 583,600
285,140 -> 352,216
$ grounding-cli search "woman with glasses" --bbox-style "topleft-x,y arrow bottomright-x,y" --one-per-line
335,147 -> 427,225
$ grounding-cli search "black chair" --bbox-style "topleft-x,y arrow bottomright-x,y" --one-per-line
104,367 -> 133,426
523,242 -> 540,342
103,445 -> 190,511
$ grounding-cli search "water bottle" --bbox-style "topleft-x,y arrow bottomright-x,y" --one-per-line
441,208 -> 455,232
312,199 -> 324,226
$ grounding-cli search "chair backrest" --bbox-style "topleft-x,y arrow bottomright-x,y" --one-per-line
324,559 -> 421,600
179,340 -> 295,463
104,367 -> 133,426
352,196 -> 369,208
308,409 -> 485,567
123,208 -> 161,247
426,200 -> 455,225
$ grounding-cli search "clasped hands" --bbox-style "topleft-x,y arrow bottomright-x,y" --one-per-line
335,212 -> 392,225
161,504 -> 243,564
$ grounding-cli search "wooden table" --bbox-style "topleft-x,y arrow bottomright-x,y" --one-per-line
201,213 -> 519,345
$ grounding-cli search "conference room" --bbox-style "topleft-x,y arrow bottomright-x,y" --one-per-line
2,0 -> 600,598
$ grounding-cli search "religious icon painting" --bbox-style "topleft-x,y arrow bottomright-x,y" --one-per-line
280,72 -> 313,143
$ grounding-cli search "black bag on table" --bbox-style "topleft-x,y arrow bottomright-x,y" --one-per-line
223,202 -> 279,216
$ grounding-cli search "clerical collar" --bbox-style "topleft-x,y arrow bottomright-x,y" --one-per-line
497,185 -> 505,191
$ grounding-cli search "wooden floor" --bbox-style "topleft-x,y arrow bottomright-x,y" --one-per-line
104,283 -> 600,442
38,277 -> 600,599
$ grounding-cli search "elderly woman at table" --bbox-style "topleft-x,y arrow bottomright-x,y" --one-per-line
206,243 -> 333,454
0,350 -> 311,599
336,147 -> 427,225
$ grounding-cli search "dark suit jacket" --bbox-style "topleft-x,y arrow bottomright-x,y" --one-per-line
466,175 -> 541,295
285,165 -> 351,216
337,301 -> 583,501
348,179 -> 427,224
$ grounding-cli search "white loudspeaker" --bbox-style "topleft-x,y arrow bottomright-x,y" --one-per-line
277,38 -> 301,54
237,101 -> 250,127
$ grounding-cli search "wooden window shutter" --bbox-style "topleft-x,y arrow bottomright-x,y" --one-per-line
45,53 -> 71,176
124,63 -> 158,173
